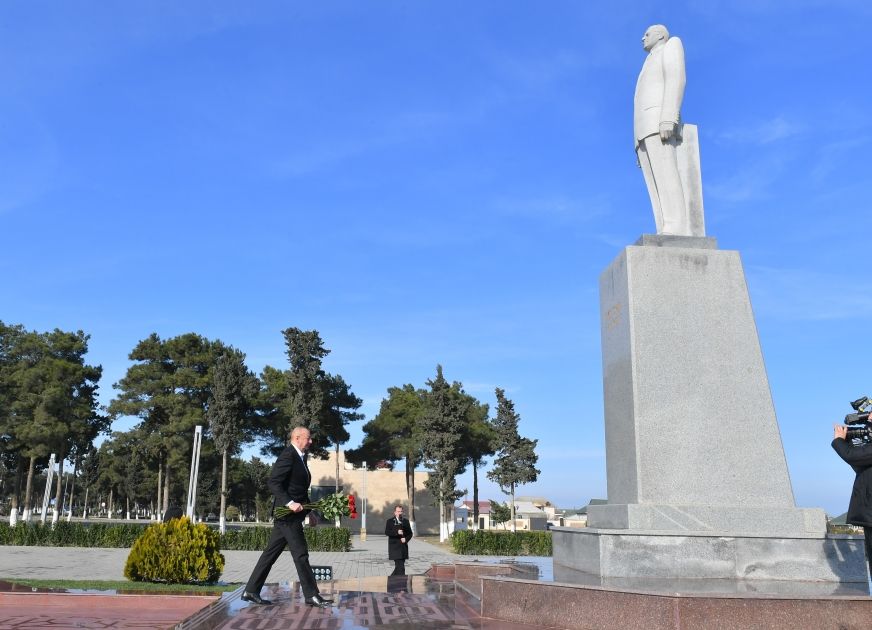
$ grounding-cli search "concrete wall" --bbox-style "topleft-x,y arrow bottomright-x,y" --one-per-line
307,450 -> 440,535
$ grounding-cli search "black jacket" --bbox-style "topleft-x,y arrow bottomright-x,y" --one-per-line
385,516 -> 413,560
268,446 -> 312,516
832,438 -> 872,527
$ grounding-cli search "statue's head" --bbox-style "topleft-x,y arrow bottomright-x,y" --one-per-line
642,25 -> 669,51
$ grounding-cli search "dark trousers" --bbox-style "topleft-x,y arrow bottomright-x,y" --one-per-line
391,559 -> 405,576
245,514 -> 318,598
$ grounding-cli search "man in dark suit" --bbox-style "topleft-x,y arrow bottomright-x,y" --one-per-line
385,505 -> 413,576
242,426 -> 333,608
833,423 -> 872,579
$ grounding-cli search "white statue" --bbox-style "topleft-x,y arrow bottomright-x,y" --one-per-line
634,24 -> 700,236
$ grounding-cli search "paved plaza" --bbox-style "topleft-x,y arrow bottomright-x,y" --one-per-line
0,534 -> 478,583
0,535 -> 550,629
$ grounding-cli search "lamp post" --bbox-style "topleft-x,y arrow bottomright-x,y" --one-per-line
360,461 -> 367,542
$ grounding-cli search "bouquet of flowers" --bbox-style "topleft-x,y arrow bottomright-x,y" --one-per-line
274,492 -> 358,521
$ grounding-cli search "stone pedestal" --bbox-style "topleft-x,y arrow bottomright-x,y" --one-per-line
556,235 -> 866,585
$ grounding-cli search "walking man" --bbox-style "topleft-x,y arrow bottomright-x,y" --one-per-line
242,426 -> 333,608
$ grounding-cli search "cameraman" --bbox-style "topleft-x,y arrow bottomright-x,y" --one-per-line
832,424 -> 872,577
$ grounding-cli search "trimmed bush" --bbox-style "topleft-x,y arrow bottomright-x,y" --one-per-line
0,522 -> 146,547
0,521 -> 353,552
450,529 -> 552,556
305,525 -> 352,552
124,517 -> 224,583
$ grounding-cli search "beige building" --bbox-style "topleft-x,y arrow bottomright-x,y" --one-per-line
307,450 -> 440,535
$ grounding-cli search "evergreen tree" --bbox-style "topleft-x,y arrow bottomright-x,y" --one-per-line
109,332 -> 230,512
487,388 -> 540,533
459,397 -> 495,530
420,365 -> 469,541
258,328 -> 362,463
0,325 -> 106,523
206,349 -> 259,533
346,384 -> 426,533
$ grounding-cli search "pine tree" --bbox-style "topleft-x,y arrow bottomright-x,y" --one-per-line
420,365 -> 469,541
206,349 -> 259,533
487,388 -> 540,533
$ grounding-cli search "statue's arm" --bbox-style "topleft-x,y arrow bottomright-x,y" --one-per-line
659,37 -> 686,141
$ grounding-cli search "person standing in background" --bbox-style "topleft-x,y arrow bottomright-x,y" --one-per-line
385,505 -> 413,576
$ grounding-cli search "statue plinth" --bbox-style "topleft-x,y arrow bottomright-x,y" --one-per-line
552,236 -> 866,584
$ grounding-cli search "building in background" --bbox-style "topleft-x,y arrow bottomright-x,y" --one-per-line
307,450 -> 440,535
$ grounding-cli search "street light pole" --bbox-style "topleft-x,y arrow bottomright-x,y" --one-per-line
360,461 -> 367,542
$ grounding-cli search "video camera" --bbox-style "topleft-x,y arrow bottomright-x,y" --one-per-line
843,396 -> 872,443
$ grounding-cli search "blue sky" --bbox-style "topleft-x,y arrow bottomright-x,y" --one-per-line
2,1 -> 870,515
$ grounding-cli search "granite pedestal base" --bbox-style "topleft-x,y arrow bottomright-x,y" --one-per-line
552,527 -> 869,584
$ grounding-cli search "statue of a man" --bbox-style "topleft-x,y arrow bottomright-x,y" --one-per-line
634,24 -> 691,236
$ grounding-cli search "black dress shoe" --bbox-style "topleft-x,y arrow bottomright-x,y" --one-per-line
241,591 -> 272,605
304,594 -> 333,607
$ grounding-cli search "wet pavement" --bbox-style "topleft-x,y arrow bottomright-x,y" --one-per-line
0,537 -> 554,629
217,575 -> 541,629
0,591 -> 219,629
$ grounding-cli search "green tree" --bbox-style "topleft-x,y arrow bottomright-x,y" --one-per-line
109,333 -> 230,513
206,349 -> 259,533
258,328 -> 362,470
420,365 -> 469,541
487,388 -> 540,533
460,397 -> 496,531
346,384 -> 426,533
0,325 -> 106,524
488,499 -> 511,530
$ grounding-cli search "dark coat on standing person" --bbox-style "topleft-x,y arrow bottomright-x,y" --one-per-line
832,438 -> 872,526
385,516 -> 413,560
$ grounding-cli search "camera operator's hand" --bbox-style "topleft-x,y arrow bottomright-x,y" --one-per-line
834,424 -> 848,440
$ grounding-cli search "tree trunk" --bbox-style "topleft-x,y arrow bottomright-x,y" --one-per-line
156,456 -> 163,521
405,454 -> 417,535
108,488 -> 114,519
67,458 -> 78,522
219,447 -> 228,535
83,485 -> 90,519
510,483 -> 516,533
126,496 -> 130,520
52,455 -> 64,526
23,456 -> 36,522
163,466 -> 170,513
471,458 -> 480,531
10,457 -> 22,525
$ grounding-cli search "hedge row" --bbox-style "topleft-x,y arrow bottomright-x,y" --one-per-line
450,529 -> 552,556
0,521 -> 352,552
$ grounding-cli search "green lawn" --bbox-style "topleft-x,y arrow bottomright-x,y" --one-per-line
1,578 -> 241,594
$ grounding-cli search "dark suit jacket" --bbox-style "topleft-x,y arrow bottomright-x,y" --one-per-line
833,438 -> 872,526
268,446 -> 312,515
385,516 -> 413,560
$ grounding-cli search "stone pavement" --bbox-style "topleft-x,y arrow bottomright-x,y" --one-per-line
0,535 -> 476,583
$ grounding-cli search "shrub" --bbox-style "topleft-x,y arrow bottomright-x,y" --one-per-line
124,517 -> 224,583
450,529 -> 552,556
306,525 -> 352,552
0,522 -> 146,547
224,506 -> 240,522
0,520 -> 353,553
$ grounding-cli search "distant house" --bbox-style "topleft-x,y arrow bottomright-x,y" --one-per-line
510,500 -> 548,531
450,500 -> 494,532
